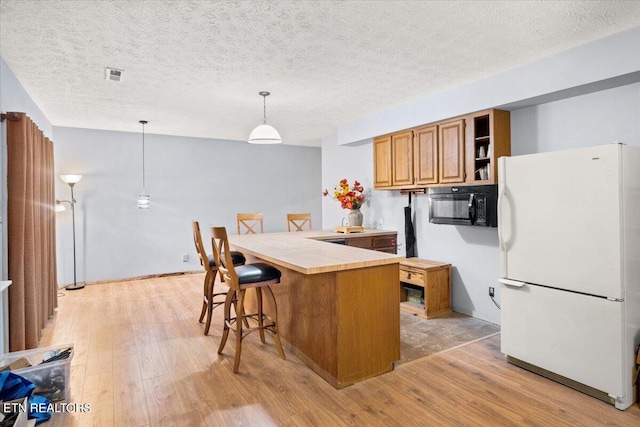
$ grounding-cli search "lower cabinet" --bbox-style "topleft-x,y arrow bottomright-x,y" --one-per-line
399,258 -> 451,319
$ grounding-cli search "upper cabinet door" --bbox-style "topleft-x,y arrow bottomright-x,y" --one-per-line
391,131 -> 414,186
373,135 -> 392,188
413,125 -> 438,186
438,118 -> 465,183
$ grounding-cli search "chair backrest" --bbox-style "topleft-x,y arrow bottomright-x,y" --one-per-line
236,213 -> 264,234
287,213 -> 312,232
192,221 -> 210,272
210,226 -> 239,291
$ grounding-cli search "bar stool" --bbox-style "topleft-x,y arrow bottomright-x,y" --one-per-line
286,213 -> 312,232
236,213 -> 263,234
192,221 -> 246,335
210,226 -> 286,373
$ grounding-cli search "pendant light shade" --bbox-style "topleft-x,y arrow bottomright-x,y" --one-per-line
248,124 -> 283,144
248,91 -> 283,144
137,120 -> 150,209
137,192 -> 150,209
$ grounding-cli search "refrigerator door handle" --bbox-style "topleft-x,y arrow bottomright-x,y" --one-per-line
499,278 -> 526,288
498,185 -> 506,252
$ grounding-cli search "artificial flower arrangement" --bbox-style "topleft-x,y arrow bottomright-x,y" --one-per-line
322,179 -> 365,210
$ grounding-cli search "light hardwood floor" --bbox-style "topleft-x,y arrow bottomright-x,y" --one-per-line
39,273 -> 640,426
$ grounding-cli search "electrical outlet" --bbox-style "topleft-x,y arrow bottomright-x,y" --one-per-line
489,287 -> 495,297
182,254 -> 189,262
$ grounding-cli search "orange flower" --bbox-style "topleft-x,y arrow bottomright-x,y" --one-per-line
322,179 -> 366,210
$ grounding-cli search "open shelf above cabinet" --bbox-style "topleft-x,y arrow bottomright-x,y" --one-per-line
466,109 -> 511,185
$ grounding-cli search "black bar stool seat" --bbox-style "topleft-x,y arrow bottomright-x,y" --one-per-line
235,263 -> 281,286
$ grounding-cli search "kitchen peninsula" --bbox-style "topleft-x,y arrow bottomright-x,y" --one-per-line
228,229 -> 402,389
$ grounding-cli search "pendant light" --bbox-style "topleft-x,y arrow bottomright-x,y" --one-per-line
137,120 -> 150,209
247,91 -> 283,144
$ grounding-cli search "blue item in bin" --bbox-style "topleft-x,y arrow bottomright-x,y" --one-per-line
0,371 -> 52,424
0,371 -> 34,400
28,394 -> 52,424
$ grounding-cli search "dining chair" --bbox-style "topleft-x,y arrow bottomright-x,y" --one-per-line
192,221 -> 246,335
211,226 -> 286,373
236,213 -> 264,234
286,213 -> 312,232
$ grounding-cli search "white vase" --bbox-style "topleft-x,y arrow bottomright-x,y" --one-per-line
348,209 -> 363,226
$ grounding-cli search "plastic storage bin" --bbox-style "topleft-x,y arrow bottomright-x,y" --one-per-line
0,344 -> 73,402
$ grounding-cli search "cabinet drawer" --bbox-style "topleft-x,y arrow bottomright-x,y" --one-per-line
372,236 -> 396,249
400,268 -> 425,287
346,237 -> 373,249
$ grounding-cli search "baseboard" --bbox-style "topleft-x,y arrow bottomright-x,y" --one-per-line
58,271 -> 201,288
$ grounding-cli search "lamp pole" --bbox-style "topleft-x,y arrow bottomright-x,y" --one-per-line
59,174 -> 84,290
66,182 -> 83,290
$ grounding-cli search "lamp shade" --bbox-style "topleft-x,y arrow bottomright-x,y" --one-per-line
55,203 -> 66,212
247,124 -> 283,144
60,174 -> 83,184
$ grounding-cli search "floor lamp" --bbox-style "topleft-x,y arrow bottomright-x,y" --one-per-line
57,174 -> 84,290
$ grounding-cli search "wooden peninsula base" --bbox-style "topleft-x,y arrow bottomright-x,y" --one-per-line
229,230 -> 401,389
274,263 -> 400,389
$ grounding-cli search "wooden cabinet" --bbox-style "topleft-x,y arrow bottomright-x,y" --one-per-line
399,258 -> 451,319
438,118 -> 466,184
413,125 -> 438,186
373,135 -> 392,187
373,109 -> 510,189
373,119 -> 465,189
391,131 -> 414,186
346,233 -> 397,254
465,109 -> 511,185
374,131 -> 414,189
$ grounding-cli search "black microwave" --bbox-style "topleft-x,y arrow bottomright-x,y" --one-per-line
428,185 -> 497,227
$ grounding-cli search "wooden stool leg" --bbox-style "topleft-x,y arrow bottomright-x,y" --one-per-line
256,288 -> 266,343
233,289 -> 247,373
218,289 -> 235,354
263,286 -> 285,360
203,270 -> 218,336
199,270 -> 211,323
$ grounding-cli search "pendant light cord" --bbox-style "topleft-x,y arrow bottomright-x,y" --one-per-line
262,94 -> 267,124
140,120 -> 147,192
142,123 -> 145,191
259,91 -> 271,125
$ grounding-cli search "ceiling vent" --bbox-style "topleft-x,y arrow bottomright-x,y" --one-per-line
105,67 -> 123,82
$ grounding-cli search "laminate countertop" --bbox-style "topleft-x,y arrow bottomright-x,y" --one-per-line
228,229 -> 403,275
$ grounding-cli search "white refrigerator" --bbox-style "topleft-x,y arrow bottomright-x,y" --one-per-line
498,143 -> 640,410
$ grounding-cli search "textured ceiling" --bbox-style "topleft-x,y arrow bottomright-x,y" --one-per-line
1,1 -> 640,146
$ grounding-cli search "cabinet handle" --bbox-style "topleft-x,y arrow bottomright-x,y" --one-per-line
407,273 -> 412,279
